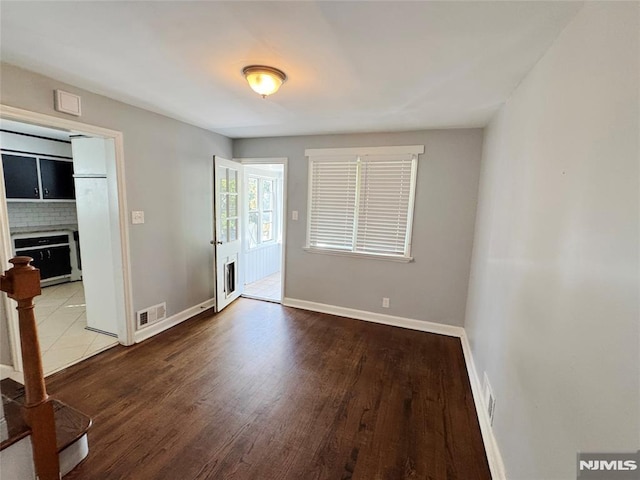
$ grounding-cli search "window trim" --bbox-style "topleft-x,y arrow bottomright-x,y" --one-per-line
304,145 -> 423,261
303,246 -> 414,263
304,145 -> 424,157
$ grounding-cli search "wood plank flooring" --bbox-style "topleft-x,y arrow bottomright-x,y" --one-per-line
47,299 -> 491,480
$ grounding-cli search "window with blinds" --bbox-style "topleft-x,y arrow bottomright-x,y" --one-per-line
305,146 -> 422,261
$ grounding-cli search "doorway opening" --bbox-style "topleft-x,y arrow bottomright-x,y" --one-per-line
241,161 -> 285,304
0,106 -> 133,378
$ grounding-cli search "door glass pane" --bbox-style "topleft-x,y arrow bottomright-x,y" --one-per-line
229,194 -> 237,217
248,177 -> 258,211
220,194 -> 228,243
228,219 -> 237,242
219,221 -> 227,243
262,212 -> 273,242
219,167 -> 228,193
229,169 -> 238,193
261,179 -> 273,211
221,194 -> 228,217
248,212 -> 259,249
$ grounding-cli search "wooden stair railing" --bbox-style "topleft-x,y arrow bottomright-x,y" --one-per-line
1,256 -> 60,480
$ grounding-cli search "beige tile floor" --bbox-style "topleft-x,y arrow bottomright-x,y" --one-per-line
243,272 -> 282,302
33,281 -> 118,375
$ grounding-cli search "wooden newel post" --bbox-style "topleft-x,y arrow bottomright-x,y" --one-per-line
1,256 -> 60,480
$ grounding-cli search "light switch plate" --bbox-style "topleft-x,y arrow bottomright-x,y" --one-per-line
131,211 -> 145,224
292,210 -> 299,221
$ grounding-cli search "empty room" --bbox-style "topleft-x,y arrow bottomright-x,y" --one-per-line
0,1 -> 637,479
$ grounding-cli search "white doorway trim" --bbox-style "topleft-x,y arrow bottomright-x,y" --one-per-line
0,104 -> 135,373
235,157 -> 288,303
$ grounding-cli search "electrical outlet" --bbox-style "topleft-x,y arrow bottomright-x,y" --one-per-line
382,297 -> 390,308
483,372 -> 496,425
292,210 -> 299,221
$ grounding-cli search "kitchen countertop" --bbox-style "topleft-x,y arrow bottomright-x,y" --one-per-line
10,224 -> 79,235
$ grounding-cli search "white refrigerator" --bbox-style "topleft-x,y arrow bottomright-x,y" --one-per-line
71,138 -> 120,336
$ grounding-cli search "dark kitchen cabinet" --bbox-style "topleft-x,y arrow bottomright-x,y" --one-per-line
19,245 -> 72,280
2,154 -> 40,199
1,154 -> 75,200
40,159 -> 75,199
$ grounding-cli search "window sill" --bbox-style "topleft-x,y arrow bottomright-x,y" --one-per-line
303,247 -> 413,263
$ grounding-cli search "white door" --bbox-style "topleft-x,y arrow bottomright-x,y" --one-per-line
214,157 -> 243,311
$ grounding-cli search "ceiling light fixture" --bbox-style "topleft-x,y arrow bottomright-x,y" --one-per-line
242,65 -> 287,98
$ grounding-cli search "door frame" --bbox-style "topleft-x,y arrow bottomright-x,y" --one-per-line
235,157 -> 288,303
0,104 -> 135,374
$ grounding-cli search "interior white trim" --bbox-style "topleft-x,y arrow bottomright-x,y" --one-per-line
282,297 -> 463,337
304,145 -> 425,157
282,297 -> 506,479
236,157 -> 288,304
460,332 -> 507,480
0,104 -> 135,362
303,246 -> 413,263
0,105 -> 119,139
0,156 -> 22,371
0,364 -> 24,383
133,297 -> 215,343
238,157 -> 288,164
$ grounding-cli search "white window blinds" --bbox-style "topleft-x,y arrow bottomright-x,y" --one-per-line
356,155 -> 414,256
308,156 -> 358,251
306,146 -> 421,260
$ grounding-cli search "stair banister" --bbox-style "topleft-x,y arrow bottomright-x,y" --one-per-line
1,256 -> 60,480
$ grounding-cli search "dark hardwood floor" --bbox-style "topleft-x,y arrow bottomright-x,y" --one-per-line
47,298 -> 490,480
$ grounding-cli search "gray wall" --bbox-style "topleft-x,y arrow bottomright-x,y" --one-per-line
464,3 -> 639,478
234,129 -> 483,326
0,63 -> 233,322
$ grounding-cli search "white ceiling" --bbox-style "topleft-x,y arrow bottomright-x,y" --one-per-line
0,1 -> 582,139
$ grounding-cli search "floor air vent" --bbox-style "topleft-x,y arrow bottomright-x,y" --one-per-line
137,302 -> 167,329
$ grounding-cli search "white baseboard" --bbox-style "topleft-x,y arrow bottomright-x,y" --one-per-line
134,298 -> 215,343
282,297 -> 505,480
282,297 -> 464,337
0,364 -> 23,383
460,332 -> 507,480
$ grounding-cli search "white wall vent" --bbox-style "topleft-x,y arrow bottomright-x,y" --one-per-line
137,302 -> 167,329
54,89 -> 82,116
483,372 -> 496,426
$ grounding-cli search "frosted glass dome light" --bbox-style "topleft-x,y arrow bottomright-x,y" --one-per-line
243,65 -> 287,98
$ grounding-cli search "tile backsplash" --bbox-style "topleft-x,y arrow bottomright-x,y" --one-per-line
8,202 -> 78,228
